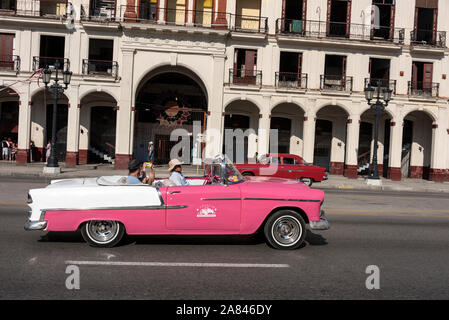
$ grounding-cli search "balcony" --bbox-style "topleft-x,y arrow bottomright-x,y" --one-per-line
118,6 -> 230,29
275,72 -> 307,90
81,0 -> 116,21
320,75 -> 353,93
32,56 -> 70,72
230,14 -> 268,33
82,59 -> 118,79
364,78 -> 397,95
0,55 -> 20,72
410,30 -> 446,47
1,0 -> 70,18
276,19 -> 405,44
229,69 -> 262,86
407,81 -> 439,98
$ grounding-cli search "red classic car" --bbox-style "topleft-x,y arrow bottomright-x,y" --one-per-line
235,153 -> 328,186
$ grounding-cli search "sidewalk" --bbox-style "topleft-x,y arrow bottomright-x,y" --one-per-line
1,160 -> 449,193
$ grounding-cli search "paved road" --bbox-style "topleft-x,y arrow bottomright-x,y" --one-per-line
1,178 -> 449,299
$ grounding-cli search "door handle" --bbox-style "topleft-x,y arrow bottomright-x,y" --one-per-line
169,191 -> 181,194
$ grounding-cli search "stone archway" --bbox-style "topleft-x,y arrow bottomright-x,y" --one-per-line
270,103 -> 305,156
223,100 -> 260,163
314,105 -> 349,174
0,86 -> 19,161
134,65 -> 208,164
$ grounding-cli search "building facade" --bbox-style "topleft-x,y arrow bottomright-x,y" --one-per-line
0,0 -> 448,181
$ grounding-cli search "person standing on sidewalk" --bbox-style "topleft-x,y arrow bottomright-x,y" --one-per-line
7,138 -> 12,161
148,141 -> 154,163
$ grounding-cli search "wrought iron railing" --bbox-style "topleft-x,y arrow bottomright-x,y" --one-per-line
82,59 -> 118,79
410,30 -> 446,47
407,81 -> 439,98
0,55 -> 20,72
118,6 -> 230,29
230,13 -> 268,33
32,56 -> 70,72
276,19 -> 405,43
80,0 -> 116,21
320,75 -> 353,93
229,68 -> 262,86
275,72 -> 307,89
2,0 -> 70,18
364,78 -> 397,95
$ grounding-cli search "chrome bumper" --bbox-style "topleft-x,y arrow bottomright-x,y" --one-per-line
24,220 -> 47,231
309,210 -> 330,230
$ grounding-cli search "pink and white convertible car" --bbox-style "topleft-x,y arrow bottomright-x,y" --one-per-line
25,156 -> 329,249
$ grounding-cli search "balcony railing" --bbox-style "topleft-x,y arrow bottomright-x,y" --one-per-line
320,75 -> 353,93
230,14 -> 268,33
275,72 -> 308,90
276,19 -> 405,43
2,0 -> 70,18
0,55 -> 20,72
410,30 -> 446,47
364,78 -> 397,95
230,68 -> 262,86
81,0 -> 116,21
82,59 -> 118,79
408,81 -> 439,98
118,6 -> 230,29
32,56 -> 70,72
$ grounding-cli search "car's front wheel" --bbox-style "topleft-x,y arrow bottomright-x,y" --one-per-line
81,220 -> 125,248
300,177 -> 313,187
264,210 -> 306,250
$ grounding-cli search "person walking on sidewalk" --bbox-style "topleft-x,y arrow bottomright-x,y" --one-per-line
45,140 -> 51,163
1,138 -> 8,160
7,138 -> 12,161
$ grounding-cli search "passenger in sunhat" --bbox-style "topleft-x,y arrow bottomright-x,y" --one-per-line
168,159 -> 190,186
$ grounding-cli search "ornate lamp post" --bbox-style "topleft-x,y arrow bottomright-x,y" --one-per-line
364,80 -> 392,183
42,60 -> 72,173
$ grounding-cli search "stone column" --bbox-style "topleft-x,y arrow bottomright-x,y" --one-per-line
124,0 -> 138,20
205,54 -> 226,159
344,115 -> 360,179
257,113 -> 271,156
387,118 -> 404,181
16,85 -> 31,165
302,112 -> 316,164
78,105 -> 91,165
65,85 -> 80,167
429,123 -> 447,182
115,48 -> 136,169
330,117 -> 346,175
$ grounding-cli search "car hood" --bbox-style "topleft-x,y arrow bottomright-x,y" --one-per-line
240,176 -> 325,201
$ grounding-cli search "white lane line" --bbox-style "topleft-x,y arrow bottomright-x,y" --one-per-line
65,260 -> 290,268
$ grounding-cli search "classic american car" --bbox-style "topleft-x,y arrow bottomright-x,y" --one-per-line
25,155 -> 329,249
235,153 -> 328,186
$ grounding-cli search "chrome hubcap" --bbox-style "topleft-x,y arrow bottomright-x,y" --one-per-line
272,216 -> 302,246
88,221 -> 118,243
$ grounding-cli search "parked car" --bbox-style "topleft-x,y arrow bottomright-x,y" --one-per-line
24,155 -> 329,250
235,153 -> 328,187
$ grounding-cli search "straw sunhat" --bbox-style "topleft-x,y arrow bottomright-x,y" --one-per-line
168,159 -> 184,171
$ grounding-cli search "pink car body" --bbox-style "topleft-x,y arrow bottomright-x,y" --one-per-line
25,158 -> 329,249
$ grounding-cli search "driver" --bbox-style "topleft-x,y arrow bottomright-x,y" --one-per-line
168,159 -> 190,186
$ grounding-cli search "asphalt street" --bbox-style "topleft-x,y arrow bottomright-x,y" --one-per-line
1,177 -> 449,299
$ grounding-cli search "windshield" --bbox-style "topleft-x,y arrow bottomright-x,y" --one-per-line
204,154 -> 245,184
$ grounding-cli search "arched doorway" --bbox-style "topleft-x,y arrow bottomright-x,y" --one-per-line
223,100 -> 259,163
402,111 -> 434,180
0,87 -> 19,154
270,103 -> 305,155
314,105 -> 348,173
80,92 -> 117,165
135,66 -> 208,164
359,108 -> 393,178
31,90 -> 69,163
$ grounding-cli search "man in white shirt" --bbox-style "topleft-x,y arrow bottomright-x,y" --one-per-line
168,159 -> 190,186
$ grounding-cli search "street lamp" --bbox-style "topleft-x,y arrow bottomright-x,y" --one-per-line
364,80 -> 392,182
43,60 -> 72,172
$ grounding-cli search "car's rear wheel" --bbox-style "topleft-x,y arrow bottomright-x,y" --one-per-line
300,177 -> 313,187
264,210 -> 306,250
81,220 -> 125,248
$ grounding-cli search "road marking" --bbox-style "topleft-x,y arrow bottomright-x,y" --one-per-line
325,194 -> 449,201
65,261 -> 290,268
325,209 -> 449,219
